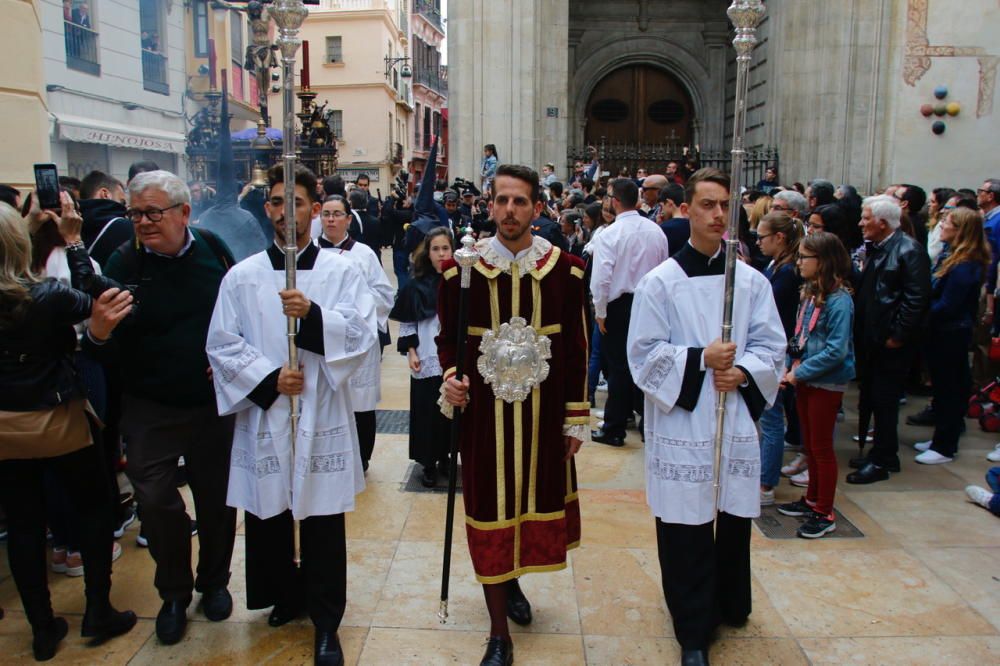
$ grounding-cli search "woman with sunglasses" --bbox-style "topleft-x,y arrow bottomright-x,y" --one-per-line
777,232 -> 855,538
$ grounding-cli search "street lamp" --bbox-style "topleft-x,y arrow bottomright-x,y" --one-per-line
384,55 -> 412,79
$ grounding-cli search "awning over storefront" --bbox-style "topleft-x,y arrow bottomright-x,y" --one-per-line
53,114 -> 187,155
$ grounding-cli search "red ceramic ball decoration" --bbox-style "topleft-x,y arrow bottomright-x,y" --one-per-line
920,104 -> 934,117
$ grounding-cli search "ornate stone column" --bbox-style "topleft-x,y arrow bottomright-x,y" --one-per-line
702,23 -> 731,151
448,0 -> 569,182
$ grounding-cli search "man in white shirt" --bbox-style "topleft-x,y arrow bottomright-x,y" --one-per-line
590,178 -> 670,446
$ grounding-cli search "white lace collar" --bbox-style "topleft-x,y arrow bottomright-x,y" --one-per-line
477,235 -> 553,275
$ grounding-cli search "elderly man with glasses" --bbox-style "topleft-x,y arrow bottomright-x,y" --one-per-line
81,170 -> 239,646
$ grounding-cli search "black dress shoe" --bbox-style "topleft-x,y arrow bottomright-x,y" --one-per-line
591,428 -> 625,447
81,605 -> 137,646
420,465 -> 437,488
681,648 -> 709,666
32,616 -> 68,662
155,598 -> 190,645
846,462 -> 890,485
480,636 -> 514,666
906,405 -> 936,426
849,455 -> 900,472
506,579 -> 532,626
314,629 -> 344,666
201,587 -> 233,622
268,600 -> 306,627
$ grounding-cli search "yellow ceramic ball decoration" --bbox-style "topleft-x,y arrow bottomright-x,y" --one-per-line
946,102 -> 961,116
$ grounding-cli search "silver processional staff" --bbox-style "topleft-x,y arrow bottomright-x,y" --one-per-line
713,0 -> 767,524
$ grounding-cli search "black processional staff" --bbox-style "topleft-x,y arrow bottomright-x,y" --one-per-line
438,230 -> 480,623
712,0 -> 766,529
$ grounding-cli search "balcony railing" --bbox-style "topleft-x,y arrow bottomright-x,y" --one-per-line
142,49 -> 169,95
65,21 -> 100,75
391,142 -> 403,165
414,0 -> 443,32
413,64 -> 447,96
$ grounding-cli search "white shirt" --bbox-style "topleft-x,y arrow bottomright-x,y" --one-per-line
589,209 -> 670,318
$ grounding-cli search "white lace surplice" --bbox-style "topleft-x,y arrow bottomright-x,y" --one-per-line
207,250 -> 377,520
628,259 -> 786,525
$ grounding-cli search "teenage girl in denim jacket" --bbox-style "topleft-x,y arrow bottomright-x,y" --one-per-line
777,232 -> 855,539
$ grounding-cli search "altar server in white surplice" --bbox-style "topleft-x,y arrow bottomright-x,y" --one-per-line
206,165 -> 377,665
627,168 -> 786,666
317,192 -> 393,473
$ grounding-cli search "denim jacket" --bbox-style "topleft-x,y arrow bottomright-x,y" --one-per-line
792,288 -> 855,387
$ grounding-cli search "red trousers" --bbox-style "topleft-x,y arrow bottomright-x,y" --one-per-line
795,384 -> 842,516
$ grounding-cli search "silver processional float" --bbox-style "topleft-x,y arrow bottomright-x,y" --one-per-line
268,0 -> 309,560
714,0 -> 766,525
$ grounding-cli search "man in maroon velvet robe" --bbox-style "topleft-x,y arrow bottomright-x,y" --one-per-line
439,164 -> 589,666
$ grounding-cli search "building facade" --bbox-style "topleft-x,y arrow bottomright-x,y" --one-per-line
44,0 -> 189,183
1,0 -> 49,190
449,0 -> 1000,193
409,0 -> 447,181
268,0 -> 413,189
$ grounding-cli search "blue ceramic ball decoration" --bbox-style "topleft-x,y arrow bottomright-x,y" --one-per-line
934,85 -> 948,100
932,120 -> 946,135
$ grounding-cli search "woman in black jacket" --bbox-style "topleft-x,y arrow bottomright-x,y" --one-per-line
0,200 -> 136,661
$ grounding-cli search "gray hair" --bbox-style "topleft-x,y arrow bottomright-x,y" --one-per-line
984,179 -> 1000,197
863,194 -> 901,230
773,190 -> 808,215
128,170 -> 190,206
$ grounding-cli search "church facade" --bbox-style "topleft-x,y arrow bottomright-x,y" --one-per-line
449,0 -> 1000,193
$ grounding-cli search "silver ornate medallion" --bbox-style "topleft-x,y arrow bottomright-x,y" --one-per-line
477,317 -> 552,403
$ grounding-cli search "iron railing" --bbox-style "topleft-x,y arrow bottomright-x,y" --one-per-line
142,50 -> 169,95
567,142 -> 778,187
65,21 -> 100,76
414,0 -> 443,32
413,65 -> 447,96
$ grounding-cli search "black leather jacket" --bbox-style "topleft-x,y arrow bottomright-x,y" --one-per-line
0,280 -> 91,411
855,231 -> 931,350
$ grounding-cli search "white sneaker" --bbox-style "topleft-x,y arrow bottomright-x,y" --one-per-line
965,485 -> 994,509
913,440 -> 932,452
915,449 -> 953,464
988,444 -> 1000,463
781,453 -> 807,477
790,469 -> 809,487
760,488 -> 775,506
852,428 -> 875,443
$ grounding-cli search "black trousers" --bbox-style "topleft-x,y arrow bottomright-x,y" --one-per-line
926,328 -> 972,457
857,345 -> 911,468
244,511 -> 347,632
602,294 -> 643,437
408,376 -> 450,469
355,410 -> 376,469
0,444 -> 114,629
121,395 -> 236,602
655,513 -> 752,650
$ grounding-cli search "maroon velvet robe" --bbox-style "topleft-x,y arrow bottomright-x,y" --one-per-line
437,240 -> 589,583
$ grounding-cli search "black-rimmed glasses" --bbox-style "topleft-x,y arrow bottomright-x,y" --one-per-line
125,203 -> 183,223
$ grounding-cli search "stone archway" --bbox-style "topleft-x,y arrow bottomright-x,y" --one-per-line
570,35 -> 725,151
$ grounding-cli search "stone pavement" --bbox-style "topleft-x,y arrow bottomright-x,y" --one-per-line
2,268 -> 1000,664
